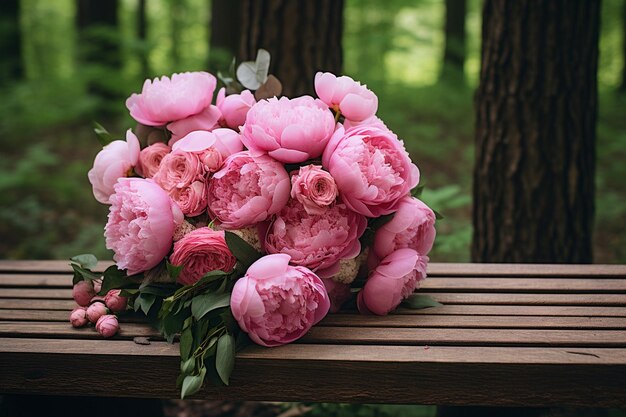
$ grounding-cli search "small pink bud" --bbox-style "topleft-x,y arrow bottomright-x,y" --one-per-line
104,289 -> 128,312
72,281 -> 95,307
96,315 -> 119,338
86,302 -> 109,323
93,280 -> 102,294
69,307 -> 88,328
202,148 -> 223,173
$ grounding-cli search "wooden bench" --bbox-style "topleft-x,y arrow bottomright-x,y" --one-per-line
0,261 -> 625,407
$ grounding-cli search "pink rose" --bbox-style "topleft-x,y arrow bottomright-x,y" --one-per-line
357,249 -> 428,315
69,307 -> 88,328
170,181 -> 208,217
230,254 -> 330,347
126,72 -> 217,126
105,178 -> 183,275
290,165 -> 338,215
88,129 -> 140,204
241,96 -> 336,163
373,196 -> 436,260
265,198 -> 367,276
86,302 -> 109,323
322,124 -> 420,217
208,151 -> 290,229
314,72 -> 378,122
72,280 -> 96,307
137,142 -> 171,178
104,289 -> 128,313
167,105 -> 222,144
96,314 -> 120,338
153,151 -> 203,191
216,87 -> 256,130
322,279 -> 352,313
169,227 -> 237,286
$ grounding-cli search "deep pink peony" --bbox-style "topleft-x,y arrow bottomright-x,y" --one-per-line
265,198 -> 366,275
126,72 -> 217,126
167,105 -> 222,145
290,165 -> 338,215
314,72 -> 378,122
357,248 -> 428,315
86,302 -> 109,323
241,96 -> 336,163
88,129 -> 140,204
96,314 -> 119,338
72,280 -> 96,307
152,151 -> 203,192
208,151 -> 290,229
230,254 -> 330,347
137,142 -> 171,178
104,289 -> 128,313
105,178 -> 183,275
169,227 -> 237,286
69,307 -> 88,328
322,124 -> 419,217
373,196 -> 436,260
216,87 -> 256,130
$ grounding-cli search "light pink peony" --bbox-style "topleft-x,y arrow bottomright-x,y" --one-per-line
373,196 -> 436,260
72,280 -> 96,307
105,178 -> 183,275
167,105 -> 222,145
343,115 -> 388,131
88,129 -> 140,204
96,314 -> 119,338
290,165 -> 338,215
208,151 -> 290,229
169,227 -> 237,286
126,72 -> 217,126
241,96 -> 336,163
86,302 -> 109,323
216,87 -> 256,130
314,72 -> 378,122
171,130 -> 243,170
322,279 -> 352,313
322,124 -> 420,217
152,151 -> 203,192
137,142 -> 171,178
230,254 -> 330,347
358,248 -> 428,316
265,198 -> 367,276
69,307 -> 88,328
170,181 -> 209,217
104,289 -> 128,313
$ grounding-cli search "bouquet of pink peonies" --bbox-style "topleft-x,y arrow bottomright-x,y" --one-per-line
70,52 -> 439,398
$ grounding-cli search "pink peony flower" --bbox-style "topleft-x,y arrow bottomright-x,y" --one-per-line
357,248 -> 428,315
373,196 -> 436,260
88,129 -> 140,204
343,115 -> 388,131
153,151 -> 203,192
241,96 -> 336,163
171,130 -> 243,170
105,178 -> 183,275
265,198 -> 367,275
170,181 -> 209,217
322,279 -> 352,313
86,302 -> 109,323
216,87 -> 256,130
230,254 -> 330,347
104,289 -> 128,313
96,314 -> 119,338
314,72 -> 378,122
322,124 -> 420,217
72,280 -> 96,307
69,307 -> 88,328
167,105 -> 222,145
169,227 -> 237,286
208,151 -> 290,229
126,72 -> 217,126
290,165 -> 338,215
137,142 -> 171,178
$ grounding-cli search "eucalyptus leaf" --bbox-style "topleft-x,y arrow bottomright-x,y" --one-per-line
224,231 -> 262,270
191,292 -> 231,321
70,254 -> 98,270
402,294 -> 443,309
181,367 -> 206,399
215,333 -> 235,385
236,49 -> 270,90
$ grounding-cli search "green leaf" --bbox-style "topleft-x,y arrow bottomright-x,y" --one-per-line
411,184 -> 425,198
160,308 -> 189,343
215,333 -> 235,385
100,265 -> 141,295
181,367 -> 206,399
180,326 -> 194,360
180,357 -> 195,375
402,294 -> 443,309
70,254 -> 98,269
166,261 -> 185,280
433,209 -> 444,220
134,293 -> 156,315
71,264 -> 101,285
191,292 -> 231,321
93,121 -> 114,146
139,283 -> 178,297
224,231 -> 263,270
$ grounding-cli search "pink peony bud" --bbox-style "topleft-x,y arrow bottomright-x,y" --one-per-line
96,315 -> 120,338
72,280 -> 96,307
86,302 -> 109,323
93,280 -> 102,294
104,290 -> 128,313
69,307 -> 88,328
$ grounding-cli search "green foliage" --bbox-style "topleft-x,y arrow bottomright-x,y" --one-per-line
402,294 -> 443,309
284,403 -> 436,417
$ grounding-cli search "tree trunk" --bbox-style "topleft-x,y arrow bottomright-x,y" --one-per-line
440,0 -> 466,83
0,0 -> 23,83
471,0 -> 599,264
209,0 -> 242,73
239,0 -> 344,97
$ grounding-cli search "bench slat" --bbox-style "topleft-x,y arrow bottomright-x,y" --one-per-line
0,299 -> 76,310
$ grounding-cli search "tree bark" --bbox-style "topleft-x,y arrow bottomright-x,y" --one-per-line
0,0 -> 23,83
209,0 -> 242,73
471,0 -> 599,264
440,0 -> 466,82
239,0 -> 344,97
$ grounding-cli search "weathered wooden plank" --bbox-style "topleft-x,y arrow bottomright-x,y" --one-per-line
0,309 -> 147,323
420,278 -> 626,292
0,340 -> 625,406
0,299 -> 76,310
0,288 -> 72,299
421,292 -> 626,306
0,274 -> 71,287
0,321 -> 159,340
395,305 -> 626,317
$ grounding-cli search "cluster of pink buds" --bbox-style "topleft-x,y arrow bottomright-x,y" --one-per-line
69,280 -> 127,338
